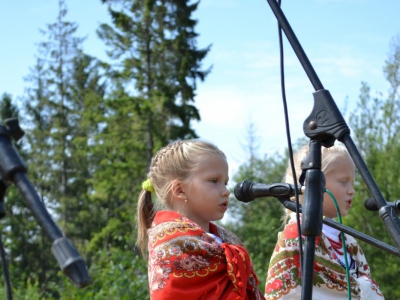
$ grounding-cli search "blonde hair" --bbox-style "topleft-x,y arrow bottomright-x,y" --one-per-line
283,143 -> 352,223
136,139 -> 226,255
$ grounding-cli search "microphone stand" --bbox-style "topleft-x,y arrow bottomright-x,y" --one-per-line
265,1 -> 400,299
0,118 -> 91,294
297,139 -> 325,300
279,198 -> 400,258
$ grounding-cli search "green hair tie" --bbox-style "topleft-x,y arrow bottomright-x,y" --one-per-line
142,178 -> 155,193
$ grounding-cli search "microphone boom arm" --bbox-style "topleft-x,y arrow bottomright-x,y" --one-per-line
280,198 -> 400,258
265,1 -> 400,245
265,1 -> 400,298
0,119 -> 91,288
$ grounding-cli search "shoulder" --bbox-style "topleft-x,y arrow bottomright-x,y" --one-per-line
277,222 -> 304,245
148,211 -> 204,247
275,222 -> 324,251
341,233 -> 367,260
282,222 -> 300,239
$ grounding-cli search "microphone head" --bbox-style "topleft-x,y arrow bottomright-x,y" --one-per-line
364,198 -> 378,211
234,180 -> 254,203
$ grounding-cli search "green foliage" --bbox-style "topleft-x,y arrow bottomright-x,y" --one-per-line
85,94 -> 148,251
346,34 -> 400,299
98,0 -> 210,163
3,0 -> 399,298
225,123 -> 290,292
13,0 -> 106,296
0,279 -> 44,300
0,94 -> 58,296
23,0 -> 104,246
85,0 -> 211,253
0,93 -> 19,120
0,0 -> 208,297
56,248 -> 148,299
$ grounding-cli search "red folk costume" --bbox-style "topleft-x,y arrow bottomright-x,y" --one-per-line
147,210 -> 265,300
265,213 -> 384,300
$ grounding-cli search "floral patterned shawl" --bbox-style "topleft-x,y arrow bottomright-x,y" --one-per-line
147,210 -> 265,300
265,213 -> 384,300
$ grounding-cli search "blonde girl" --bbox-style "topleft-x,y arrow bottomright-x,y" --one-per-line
265,143 -> 384,300
137,139 -> 265,300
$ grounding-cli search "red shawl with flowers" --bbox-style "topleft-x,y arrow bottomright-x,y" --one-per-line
147,210 -> 265,300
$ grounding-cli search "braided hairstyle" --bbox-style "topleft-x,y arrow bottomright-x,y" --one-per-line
137,139 -> 226,256
282,143 -> 353,224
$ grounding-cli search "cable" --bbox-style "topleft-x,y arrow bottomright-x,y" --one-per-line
325,188 -> 352,300
274,2 -> 351,299
276,0 -> 304,272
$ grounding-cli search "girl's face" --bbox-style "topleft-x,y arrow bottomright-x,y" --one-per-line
323,154 -> 355,219
179,154 -> 230,232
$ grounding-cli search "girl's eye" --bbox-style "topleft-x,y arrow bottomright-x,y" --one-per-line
210,179 -> 218,183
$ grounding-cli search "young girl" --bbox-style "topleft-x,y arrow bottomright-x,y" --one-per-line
265,143 -> 384,299
137,139 -> 265,300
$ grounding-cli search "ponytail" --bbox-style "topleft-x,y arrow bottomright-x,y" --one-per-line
137,189 -> 155,256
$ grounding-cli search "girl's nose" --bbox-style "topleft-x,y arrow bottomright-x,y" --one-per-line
348,185 -> 355,195
222,187 -> 230,197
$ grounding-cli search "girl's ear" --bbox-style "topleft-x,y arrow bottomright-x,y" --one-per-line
170,180 -> 186,201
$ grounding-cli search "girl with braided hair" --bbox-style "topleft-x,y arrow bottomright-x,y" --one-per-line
137,139 -> 265,300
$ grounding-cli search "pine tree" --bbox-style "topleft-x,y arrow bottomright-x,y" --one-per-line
21,0 -> 104,295
0,94 -> 42,292
226,122 -> 291,292
98,0 -> 210,163
86,0 -> 211,251
348,35 -> 400,299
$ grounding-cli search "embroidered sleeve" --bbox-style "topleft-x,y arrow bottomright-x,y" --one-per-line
265,225 -> 385,300
265,224 -> 302,300
346,236 -> 385,299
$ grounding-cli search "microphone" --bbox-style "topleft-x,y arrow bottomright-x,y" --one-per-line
364,198 -> 400,215
234,180 -> 303,203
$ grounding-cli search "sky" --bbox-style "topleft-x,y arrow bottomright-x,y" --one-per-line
1,0 -> 399,181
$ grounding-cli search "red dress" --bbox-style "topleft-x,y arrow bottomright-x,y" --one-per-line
147,210 -> 265,300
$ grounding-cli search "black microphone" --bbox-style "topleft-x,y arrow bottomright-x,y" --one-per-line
234,180 -> 303,203
364,198 -> 400,215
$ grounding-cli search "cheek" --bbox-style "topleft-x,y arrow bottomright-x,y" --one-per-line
323,201 -> 336,216
324,180 -> 331,190
323,192 -> 331,201
325,182 -> 341,194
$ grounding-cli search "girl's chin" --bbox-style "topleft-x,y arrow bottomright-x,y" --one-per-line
325,211 -> 349,219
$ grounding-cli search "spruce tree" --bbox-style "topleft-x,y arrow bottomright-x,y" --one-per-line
348,35 -> 400,299
98,0 -> 210,162
0,94 -> 42,292
86,0 -> 210,251
225,123 -> 291,292
21,0 -> 104,294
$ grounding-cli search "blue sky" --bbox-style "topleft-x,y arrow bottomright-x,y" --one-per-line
1,0 -> 399,178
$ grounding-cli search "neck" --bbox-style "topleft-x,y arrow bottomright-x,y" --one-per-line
173,210 -> 210,232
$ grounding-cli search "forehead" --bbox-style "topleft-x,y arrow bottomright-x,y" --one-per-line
194,154 -> 228,173
326,154 -> 355,176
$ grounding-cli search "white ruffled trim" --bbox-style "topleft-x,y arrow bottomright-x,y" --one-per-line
357,276 -> 385,300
